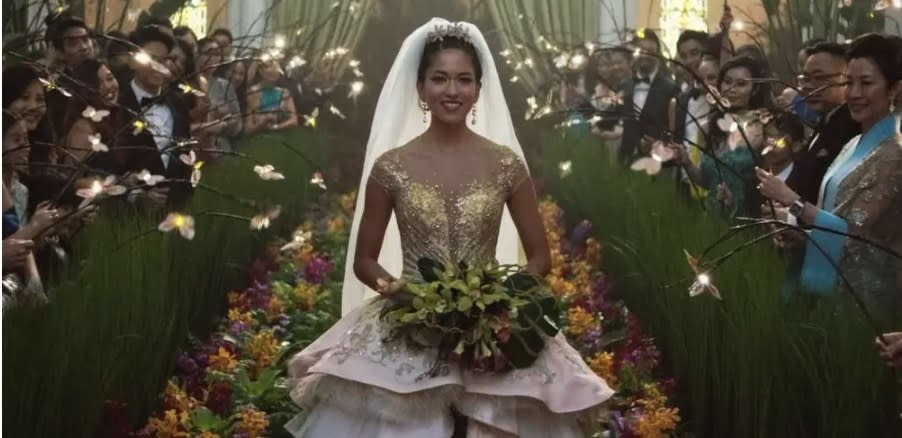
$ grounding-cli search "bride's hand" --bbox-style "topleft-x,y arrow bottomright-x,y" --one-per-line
376,277 -> 407,297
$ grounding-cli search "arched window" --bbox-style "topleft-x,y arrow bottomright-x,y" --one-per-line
659,0 -> 708,57
171,0 -> 208,38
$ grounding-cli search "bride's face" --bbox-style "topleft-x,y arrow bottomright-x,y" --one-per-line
417,49 -> 480,126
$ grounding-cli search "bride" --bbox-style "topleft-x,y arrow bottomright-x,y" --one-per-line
286,18 -> 613,437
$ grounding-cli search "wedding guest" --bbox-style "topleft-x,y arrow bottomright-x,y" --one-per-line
44,15 -> 94,137
675,30 -> 709,91
620,29 -> 680,163
2,113 -> 58,241
756,33 -> 902,325
118,25 -> 193,207
761,112 -> 806,182
103,30 -> 133,80
677,56 -> 772,215
59,59 -> 121,175
246,60 -> 299,134
173,26 -> 199,56
215,59 -> 249,119
671,53 -> 721,200
197,38 -> 242,152
785,42 -> 859,205
210,28 -> 235,59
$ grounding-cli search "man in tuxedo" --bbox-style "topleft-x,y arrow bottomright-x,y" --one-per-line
116,25 -> 193,208
785,42 -> 860,205
619,29 -> 680,164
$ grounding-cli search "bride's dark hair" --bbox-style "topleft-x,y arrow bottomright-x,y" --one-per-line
417,36 -> 483,84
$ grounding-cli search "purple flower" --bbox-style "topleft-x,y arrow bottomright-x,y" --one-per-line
303,256 -> 332,284
581,326 -> 605,353
229,321 -> 248,336
567,220 -> 593,254
176,352 -> 199,376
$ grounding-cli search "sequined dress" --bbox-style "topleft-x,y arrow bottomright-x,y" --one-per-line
286,143 -> 614,437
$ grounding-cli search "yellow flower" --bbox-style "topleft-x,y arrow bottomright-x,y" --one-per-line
585,238 -> 602,266
228,309 -> 257,328
196,432 -> 221,438
247,329 -> 280,371
236,407 -> 269,438
548,276 -> 576,298
327,215 -> 347,233
295,243 -> 316,266
208,347 -> 237,373
566,306 -> 595,337
265,296 -> 285,321
144,409 -> 188,437
587,352 -> 617,388
292,282 -> 319,309
339,191 -> 356,214
635,407 -> 681,438
163,381 -> 197,413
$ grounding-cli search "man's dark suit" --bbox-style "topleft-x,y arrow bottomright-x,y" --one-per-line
619,71 -> 680,163
116,80 -> 194,208
785,104 -> 861,204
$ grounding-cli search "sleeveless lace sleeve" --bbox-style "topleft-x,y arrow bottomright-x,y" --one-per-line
368,150 -> 402,195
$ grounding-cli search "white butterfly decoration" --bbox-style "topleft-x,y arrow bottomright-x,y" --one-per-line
630,142 -> 677,176
253,164 -> 285,181
178,83 -> 206,97
558,161 -> 573,178
716,113 -> 739,133
328,105 -> 346,119
82,105 -> 111,122
310,171 -> 326,190
179,150 -> 204,187
137,169 -> 166,186
39,78 -> 72,97
88,133 -> 108,152
250,206 -> 282,231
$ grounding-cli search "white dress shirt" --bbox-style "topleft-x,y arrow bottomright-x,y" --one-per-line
131,79 -> 174,168
776,162 -> 794,182
632,68 -> 659,113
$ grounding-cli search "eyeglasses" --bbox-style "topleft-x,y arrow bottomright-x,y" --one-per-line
797,72 -> 844,88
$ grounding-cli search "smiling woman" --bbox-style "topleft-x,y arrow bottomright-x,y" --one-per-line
416,35 -> 483,126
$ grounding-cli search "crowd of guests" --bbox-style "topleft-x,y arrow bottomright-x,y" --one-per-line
553,10 -> 901,367
2,12 -> 324,311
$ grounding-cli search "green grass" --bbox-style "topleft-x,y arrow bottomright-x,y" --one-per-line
540,130 -> 900,437
2,128 -> 331,438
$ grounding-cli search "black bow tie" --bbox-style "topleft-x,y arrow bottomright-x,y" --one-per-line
688,88 -> 703,100
140,95 -> 163,107
635,76 -> 651,85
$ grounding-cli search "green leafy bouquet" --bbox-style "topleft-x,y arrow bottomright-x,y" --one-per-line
381,257 -> 561,375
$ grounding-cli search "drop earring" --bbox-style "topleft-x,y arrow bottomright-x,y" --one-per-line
470,106 -> 477,125
419,100 -> 429,123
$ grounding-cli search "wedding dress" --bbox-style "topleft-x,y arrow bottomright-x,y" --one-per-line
285,18 -> 613,437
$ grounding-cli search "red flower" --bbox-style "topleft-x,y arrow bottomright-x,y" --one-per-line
205,382 -> 233,415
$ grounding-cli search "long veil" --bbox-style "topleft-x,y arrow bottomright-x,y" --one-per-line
341,18 -> 528,315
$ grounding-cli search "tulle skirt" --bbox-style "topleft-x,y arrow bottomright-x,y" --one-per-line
286,298 -> 614,437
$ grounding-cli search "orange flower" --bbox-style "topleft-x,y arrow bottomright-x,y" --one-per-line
585,238 -> 602,266
265,296 -> 285,322
588,352 -> 617,388
295,243 -> 316,266
196,432 -> 221,438
144,409 -> 188,438
566,306 -> 595,337
236,407 -> 269,438
228,309 -> 257,328
163,381 -> 197,413
208,347 -> 237,373
247,329 -> 280,372
339,192 -> 357,214
635,407 -> 681,437
327,215 -> 347,233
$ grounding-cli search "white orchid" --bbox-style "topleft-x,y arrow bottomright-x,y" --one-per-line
280,229 -> 313,252
558,161 -> 572,178
250,206 -> 282,231
253,164 -> 285,181
158,213 -> 195,240
88,133 -> 108,152
689,272 -> 721,300
179,151 -> 204,187
75,176 -> 127,208
137,169 -> 166,186
82,105 -> 111,122
310,171 -> 326,190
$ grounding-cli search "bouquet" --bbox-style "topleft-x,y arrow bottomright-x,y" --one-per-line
381,257 -> 560,376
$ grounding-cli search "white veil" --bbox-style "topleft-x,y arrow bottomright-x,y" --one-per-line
341,18 -> 527,315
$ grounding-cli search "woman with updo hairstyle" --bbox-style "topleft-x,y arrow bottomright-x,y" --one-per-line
285,20 -> 612,438
676,55 -> 772,215
757,32 -> 902,325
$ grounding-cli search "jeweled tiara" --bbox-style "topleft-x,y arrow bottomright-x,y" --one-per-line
426,23 -> 472,44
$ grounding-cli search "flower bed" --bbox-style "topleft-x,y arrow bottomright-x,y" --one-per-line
136,195 -> 679,437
